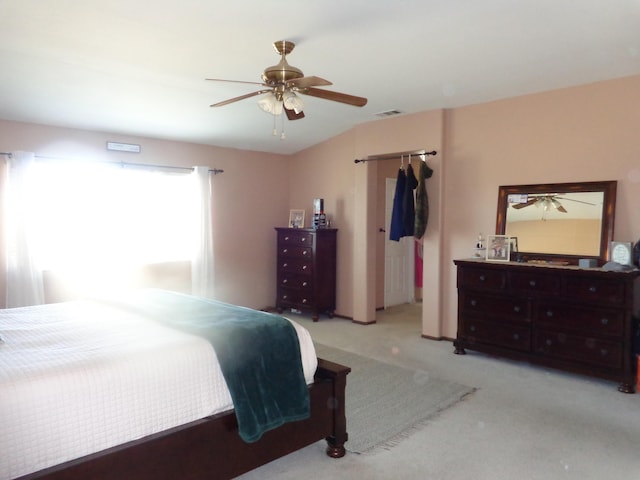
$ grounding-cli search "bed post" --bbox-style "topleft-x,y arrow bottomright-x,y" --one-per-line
315,358 -> 350,458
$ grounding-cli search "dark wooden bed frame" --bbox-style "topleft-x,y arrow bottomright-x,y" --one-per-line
17,358 -> 350,480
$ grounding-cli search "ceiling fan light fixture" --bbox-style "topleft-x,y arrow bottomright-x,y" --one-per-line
258,93 -> 283,115
283,91 -> 304,114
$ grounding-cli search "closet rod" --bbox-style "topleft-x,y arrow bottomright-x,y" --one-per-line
0,152 -> 224,175
354,150 -> 437,164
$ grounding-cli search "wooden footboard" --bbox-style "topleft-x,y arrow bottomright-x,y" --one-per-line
17,358 -> 350,480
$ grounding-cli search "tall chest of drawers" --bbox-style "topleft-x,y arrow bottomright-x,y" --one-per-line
275,228 -> 337,321
454,259 -> 640,392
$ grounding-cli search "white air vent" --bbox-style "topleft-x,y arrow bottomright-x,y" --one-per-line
374,109 -> 403,118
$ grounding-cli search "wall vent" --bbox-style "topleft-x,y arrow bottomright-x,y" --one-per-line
374,109 -> 403,118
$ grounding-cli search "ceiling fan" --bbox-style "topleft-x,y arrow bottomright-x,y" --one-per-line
206,40 -> 368,121
510,194 -> 595,213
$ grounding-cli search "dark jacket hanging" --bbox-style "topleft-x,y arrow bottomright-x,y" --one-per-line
389,167 -> 407,241
414,160 -> 434,239
402,163 -> 418,237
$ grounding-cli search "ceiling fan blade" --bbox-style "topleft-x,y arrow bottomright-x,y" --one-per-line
512,199 -> 538,209
555,196 -> 596,206
210,90 -> 270,107
300,87 -> 368,107
288,76 -> 332,89
285,106 -> 305,120
206,78 -> 267,86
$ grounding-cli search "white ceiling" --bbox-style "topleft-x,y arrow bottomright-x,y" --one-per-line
1,0 -> 639,155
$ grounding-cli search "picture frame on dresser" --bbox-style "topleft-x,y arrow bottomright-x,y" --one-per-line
486,235 -> 510,261
289,209 -> 305,228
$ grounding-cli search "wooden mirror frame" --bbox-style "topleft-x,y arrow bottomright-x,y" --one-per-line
495,180 -> 617,265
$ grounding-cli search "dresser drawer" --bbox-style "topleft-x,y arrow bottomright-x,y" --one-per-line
460,292 -> 530,323
460,317 -> 530,352
458,268 -> 506,291
564,276 -> 625,305
535,303 -> 624,337
278,245 -> 312,258
278,258 -> 313,275
533,330 -> 622,369
278,230 -> 313,246
279,274 -> 313,291
277,288 -> 312,308
509,271 -> 560,295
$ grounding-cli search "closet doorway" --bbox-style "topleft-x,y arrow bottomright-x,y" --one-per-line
383,177 -> 415,308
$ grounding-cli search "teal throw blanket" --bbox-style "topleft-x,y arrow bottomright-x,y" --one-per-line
99,289 -> 310,443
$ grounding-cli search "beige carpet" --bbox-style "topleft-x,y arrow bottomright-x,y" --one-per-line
314,343 -> 475,453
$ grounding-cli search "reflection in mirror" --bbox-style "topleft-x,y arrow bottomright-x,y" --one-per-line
496,181 -> 617,264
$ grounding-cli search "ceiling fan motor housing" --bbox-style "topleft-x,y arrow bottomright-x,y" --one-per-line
262,40 -> 304,85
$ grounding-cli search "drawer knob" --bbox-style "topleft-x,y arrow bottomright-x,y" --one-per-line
546,310 -> 554,317
283,263 -> 288,268
302,265 -> 308,270
589,286 -> 597,293
546,339 -> 553,346
470,299 -> 478,307
513,334 -> 520,341
479,275 -> 486,281
282,279 -> 288,284
302,281 -> 308,287
601,318 -> 609,325
284,236 -> 290,241
513,306 -> 521,313
282,294 -> 288,300
303,250 -> 308,255
470,325 -> 476,332
529,280 -> 537,287
301,237 -> 306,242
600,349 -> 608,357
302,298 -> 308,304
282,248 -> 288,253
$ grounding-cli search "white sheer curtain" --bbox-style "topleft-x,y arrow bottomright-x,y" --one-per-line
191,166 -> 215,298
4,151 -> 45,307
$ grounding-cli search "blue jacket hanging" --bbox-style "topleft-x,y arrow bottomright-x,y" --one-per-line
389,168 -> 407,241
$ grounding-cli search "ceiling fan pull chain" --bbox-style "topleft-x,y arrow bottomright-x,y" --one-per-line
280,113 -> 286,140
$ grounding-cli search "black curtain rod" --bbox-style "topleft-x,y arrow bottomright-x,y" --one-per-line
354,150 -> 437,164
0,152 -> 224,175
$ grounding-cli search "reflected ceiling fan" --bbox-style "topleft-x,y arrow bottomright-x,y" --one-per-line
206,40 -> 368,121
510,194 -> 595,213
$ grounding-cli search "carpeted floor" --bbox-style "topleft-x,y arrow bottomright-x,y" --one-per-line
314,343 -> 474,453
238,304 -> 640,480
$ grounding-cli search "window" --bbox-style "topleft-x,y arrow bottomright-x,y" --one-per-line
26,161 -> 197,291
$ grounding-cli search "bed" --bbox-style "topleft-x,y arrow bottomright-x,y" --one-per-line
0,290 -> 350,480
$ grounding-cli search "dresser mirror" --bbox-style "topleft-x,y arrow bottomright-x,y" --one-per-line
495,180 -> 617,264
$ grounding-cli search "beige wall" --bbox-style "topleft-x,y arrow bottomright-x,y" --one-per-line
441,75 -> 640,338
507,219 -> 601,256
288,75 -> 640,337
2,75 -> 639,341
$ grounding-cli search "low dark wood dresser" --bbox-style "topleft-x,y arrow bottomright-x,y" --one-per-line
453,259 -> 640,392
275,227 -> 337,321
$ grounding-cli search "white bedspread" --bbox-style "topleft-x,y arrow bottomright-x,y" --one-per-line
0,299 -> 317,480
